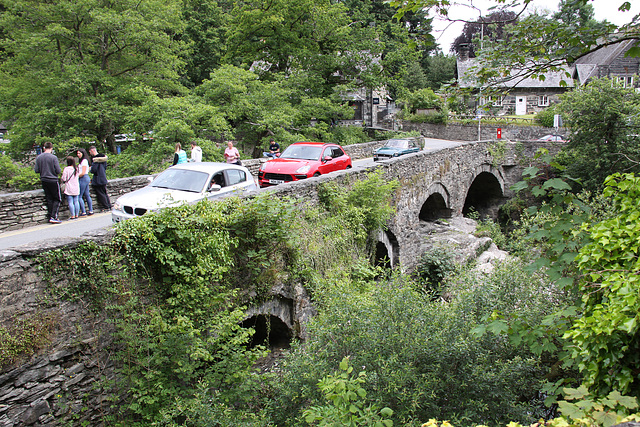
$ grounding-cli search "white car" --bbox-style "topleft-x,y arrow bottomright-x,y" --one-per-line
112,162 -> 258,222
537,134 -> 566,142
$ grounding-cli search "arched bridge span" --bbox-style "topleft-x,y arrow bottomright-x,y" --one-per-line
267,140 -> 548,272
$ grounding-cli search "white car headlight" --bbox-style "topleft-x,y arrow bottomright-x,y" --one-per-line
113,201 -> 122,211
260,163 -> 267,171
296,165 -> 310,174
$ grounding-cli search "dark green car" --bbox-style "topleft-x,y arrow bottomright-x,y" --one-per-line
373,139 -> 420,161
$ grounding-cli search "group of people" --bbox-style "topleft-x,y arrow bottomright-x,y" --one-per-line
172,141 -> 203,165
35,137 -> 276,224
34,142 -> 112,224
172,138 -> 280,167
171,140 -> 247,166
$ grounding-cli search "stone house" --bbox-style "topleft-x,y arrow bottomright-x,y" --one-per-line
572,38 -> 640,87
455,39 -> 640,116
339,87 -> 397,129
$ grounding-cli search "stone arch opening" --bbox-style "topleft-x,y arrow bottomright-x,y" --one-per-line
419,193 -> 452,221
374,241 -> 391,269
374,229 -> 399,269
241,314 -> 292,350
462,171 -> 504,219
419,183 -> 452,222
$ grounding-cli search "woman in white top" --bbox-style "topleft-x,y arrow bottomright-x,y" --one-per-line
76,148 -> 94,215
61,156 -> 80,219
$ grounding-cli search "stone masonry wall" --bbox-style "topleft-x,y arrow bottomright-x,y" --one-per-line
403,122 -> 567,142
0,232 -> 117,426
0,176 -> 151,232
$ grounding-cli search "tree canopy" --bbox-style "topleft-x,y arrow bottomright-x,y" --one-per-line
0,0 -> 443,160
0,0 -> 187,154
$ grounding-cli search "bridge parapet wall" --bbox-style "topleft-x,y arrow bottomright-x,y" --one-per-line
0,139 -> 395,233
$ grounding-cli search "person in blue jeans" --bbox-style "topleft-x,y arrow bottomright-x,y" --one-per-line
76,148 -> 94,215
61,156 -> 80,219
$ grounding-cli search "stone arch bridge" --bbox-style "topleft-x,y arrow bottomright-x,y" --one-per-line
267,140 -> 549,272
0,140 -> 555,425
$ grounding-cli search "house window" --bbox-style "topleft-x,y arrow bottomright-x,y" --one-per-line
538,95 -> 550,106
617,76 -> 634,88
479,96 -> 502,106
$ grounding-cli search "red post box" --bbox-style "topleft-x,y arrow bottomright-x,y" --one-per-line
497,128 -> 502,139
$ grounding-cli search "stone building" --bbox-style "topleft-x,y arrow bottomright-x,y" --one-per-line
456,39 -> 640,116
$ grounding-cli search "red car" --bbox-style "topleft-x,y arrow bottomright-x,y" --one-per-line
258,142 -> 352,187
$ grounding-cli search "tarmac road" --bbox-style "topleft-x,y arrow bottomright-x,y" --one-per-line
0,212 -> 113,251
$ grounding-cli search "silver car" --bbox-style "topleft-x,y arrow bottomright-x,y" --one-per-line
112,162 -> 258,222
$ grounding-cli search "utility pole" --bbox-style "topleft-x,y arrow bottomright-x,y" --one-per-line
477,19 -> 484,141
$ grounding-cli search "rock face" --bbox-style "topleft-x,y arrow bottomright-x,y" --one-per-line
419,217 -> 509,274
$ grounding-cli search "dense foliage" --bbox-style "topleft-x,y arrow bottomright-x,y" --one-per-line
38,171 -> 399,425
556,78 -> 640,192
0,0 -> 451,170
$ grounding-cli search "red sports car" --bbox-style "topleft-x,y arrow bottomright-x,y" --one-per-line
258,142 -> 352,187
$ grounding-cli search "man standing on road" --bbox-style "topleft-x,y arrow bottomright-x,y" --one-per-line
190,141 -> 202,162
34,142 -> 62,224
89,145 -> 112,211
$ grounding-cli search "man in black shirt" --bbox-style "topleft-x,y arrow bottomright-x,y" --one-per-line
34,142 -> 62,223
89,145 -> 112,211
263,138 -> 280,158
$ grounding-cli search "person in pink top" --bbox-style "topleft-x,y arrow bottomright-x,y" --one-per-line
60,156 -> 81,219
224,141 -> 241,165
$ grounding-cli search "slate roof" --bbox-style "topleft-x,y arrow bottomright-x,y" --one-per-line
457,59 -> 575,89
571,39 -> 637,84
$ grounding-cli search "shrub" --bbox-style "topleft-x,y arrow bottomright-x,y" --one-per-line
0,154 -> 39,191
267,267 -> 551,426
535,107 -> 557,127
414,247 -> 457,296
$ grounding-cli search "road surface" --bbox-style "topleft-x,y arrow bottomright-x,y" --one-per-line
0,138 -> 467,250
0,212 -> 113,251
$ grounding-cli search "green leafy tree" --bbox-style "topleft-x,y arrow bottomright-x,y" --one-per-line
180,0 -> 232,86
421,53 -> 456,90
558,77 -> 640,191
0,0 -> 187,156
566,173 -> 640,397
224,0 -> 362,86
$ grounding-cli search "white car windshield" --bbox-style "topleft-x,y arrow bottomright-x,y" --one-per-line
150,169 -> 209,193
281,145 -> 323,160
385,139 -> 410,148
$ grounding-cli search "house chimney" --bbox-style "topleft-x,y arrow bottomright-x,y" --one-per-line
459,43 -> 470,61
